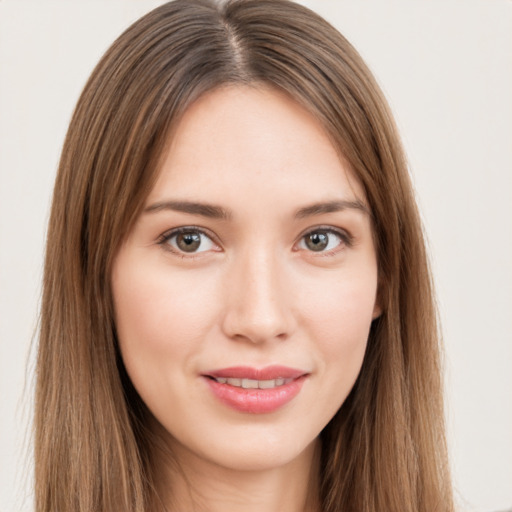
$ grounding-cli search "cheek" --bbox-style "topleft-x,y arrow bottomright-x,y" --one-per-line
299,268 -> 377,392
305,269 -> 377,340
111,254 -> 221,384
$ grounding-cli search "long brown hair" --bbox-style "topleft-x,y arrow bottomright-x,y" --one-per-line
36,1 -> 453,510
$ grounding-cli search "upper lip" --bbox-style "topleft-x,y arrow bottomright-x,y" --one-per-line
204,365 -> 307,380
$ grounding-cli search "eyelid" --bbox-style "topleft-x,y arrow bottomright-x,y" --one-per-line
157,226 -> 222,256
156,224 -> 352,258
294,225 -> 353,254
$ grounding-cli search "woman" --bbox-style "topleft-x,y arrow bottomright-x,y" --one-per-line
35,0 -> 453,511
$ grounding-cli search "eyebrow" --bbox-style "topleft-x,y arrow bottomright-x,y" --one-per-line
294,199 -> 369,218
143,198 -> 369,220
144,200 -> 232,220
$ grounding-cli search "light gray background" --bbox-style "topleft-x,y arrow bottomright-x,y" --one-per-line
1,1 -> 511,511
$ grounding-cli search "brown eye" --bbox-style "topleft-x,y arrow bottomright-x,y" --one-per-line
162,228 -> 217,254
305,232 -> 329,251
298,229 -> 347,253
176,232 -> 201,252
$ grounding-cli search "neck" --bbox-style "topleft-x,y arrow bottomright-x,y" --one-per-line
152,435 -> 321,512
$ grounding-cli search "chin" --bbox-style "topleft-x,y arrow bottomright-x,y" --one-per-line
185,426 -> 319,473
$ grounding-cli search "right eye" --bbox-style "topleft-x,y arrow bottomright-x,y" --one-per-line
159,227 -> 218,255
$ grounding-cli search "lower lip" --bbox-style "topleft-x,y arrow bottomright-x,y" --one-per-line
204,376 -> 307,414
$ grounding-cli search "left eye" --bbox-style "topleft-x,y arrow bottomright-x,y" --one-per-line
297,229 -> 346,252
162,229 -> 217,254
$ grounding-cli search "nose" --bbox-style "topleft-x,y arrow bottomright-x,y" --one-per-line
221,247 -> 296,344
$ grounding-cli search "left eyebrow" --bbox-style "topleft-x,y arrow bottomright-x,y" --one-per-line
294,199 -> 370,219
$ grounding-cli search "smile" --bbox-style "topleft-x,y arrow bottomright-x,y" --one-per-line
211,377 -> 293,389
203,366 -> 308,414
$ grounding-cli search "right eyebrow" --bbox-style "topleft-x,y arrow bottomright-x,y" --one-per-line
143,200 -> 232,220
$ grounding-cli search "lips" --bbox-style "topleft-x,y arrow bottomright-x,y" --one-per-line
210,376 -> 293,389
202,365 -> 308,414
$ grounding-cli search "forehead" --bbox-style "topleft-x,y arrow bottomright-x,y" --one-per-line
147,85 -> 366,210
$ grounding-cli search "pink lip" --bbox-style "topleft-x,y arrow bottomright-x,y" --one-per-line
203,365 -> 308,414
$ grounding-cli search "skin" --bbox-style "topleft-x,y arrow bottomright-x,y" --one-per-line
112,85 -> 381,512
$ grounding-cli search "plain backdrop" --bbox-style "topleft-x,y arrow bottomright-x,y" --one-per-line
0,1 -> 511,511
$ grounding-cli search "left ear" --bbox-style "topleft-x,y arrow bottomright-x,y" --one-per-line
372,283 -> 383,319
372,302 -> 382,320
372,274 -> 384,320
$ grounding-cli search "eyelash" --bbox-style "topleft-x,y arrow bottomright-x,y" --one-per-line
157,226 -> 220,258
157,225 -> 353,258
296,226 -> 353,255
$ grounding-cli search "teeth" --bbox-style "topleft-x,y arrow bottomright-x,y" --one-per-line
241,378 -> 259,389
258,379 -> 277,389
213,377 -> 292,389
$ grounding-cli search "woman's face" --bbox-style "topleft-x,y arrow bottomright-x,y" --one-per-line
112,86 -> 380,473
